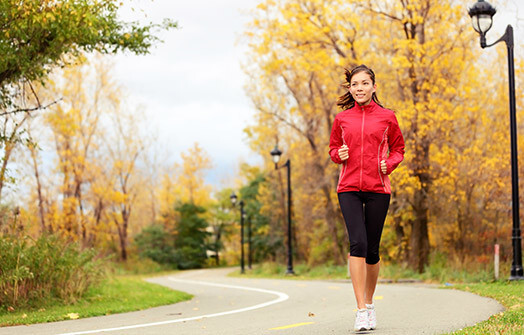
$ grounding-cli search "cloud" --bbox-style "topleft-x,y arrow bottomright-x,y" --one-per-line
111,0 -> 262,187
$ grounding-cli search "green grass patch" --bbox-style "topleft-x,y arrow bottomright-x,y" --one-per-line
446,281 -> 523,335
229,262 -> 349,280
229,261 -> 422,282
233,259 -> 501,284
0,275 -> 192,327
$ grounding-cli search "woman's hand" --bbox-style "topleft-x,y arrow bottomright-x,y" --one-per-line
338,144 -> 349,161
380,160 -> 387,174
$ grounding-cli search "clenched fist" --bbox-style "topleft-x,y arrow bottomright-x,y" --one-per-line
380,160 -> 387,174
338,144 -> 349,161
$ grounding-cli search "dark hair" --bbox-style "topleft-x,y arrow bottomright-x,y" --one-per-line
337,64 -> 382,110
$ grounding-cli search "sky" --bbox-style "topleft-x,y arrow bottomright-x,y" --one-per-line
112,0 -> 262,188
110,0 -> 524,189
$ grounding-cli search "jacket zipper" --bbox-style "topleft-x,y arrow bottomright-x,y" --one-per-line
337,125 -> 348,190
359,107 -> 365,190
378,126 -> 389,192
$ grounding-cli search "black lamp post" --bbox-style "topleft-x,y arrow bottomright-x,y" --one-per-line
230,192 -> 245,274
469,0 -> 523,280
247,215 -> 252,269
270,144 -> 295,275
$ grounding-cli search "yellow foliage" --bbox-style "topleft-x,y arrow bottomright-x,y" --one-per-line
243,0 -> 519,266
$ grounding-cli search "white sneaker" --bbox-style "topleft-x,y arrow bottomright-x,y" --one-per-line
354,308 -> 369,331
366,304 -> 377,330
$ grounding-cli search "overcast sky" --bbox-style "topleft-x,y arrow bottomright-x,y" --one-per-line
111,0 -> 524,188
112,0 -> 261,188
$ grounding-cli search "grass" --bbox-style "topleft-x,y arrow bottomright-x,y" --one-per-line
0,275 -> 192,327
231,262 -> 349,280
444,280 -> 524,335
230,260 -> 504,284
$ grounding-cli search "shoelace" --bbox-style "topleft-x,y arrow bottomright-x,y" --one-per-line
356,311 -> 368,323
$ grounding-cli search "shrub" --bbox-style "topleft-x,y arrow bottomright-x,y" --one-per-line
0,233 -> 105,308
134,224 -> 177,267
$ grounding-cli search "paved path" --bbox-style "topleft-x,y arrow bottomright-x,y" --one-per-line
0,268 -> 503,334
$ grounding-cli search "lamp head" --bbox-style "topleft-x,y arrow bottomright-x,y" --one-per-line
468,0 -> 496,35
270,144 -> 283,165
230,192 -> 238,205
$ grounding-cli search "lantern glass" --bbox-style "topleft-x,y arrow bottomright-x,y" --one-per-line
230,192 -> 237,205
471,14 -> 493,34
270,145 -> 282,164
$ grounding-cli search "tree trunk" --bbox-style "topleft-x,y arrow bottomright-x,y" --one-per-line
30,146 -> 46,233
116,207 -> 130,261
409,141 -> 431,272
118,221 -> 128,261
0,143 -> 14,201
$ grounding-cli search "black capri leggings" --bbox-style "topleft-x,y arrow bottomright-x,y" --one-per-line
338,191 -> 391,265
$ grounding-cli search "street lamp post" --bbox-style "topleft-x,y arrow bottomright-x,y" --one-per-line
247,216 -> 252,269
230,192 -> 245,274
270,144 -> 295,275
469,0 -> 523,280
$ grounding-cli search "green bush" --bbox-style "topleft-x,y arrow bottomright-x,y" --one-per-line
135,203 -> 210,270
0,234 -> 105,309
134,224 -> 177,267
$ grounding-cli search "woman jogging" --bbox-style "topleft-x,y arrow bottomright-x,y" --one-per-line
329,64 -> 405,332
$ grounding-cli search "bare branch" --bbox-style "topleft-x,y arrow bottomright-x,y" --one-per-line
0,98 -> 62,116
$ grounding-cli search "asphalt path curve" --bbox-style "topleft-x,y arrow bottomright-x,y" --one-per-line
0,267 -> 503,335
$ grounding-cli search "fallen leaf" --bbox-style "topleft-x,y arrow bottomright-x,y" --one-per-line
7,306 -> 14,312
308,312 -> 315,317
375,296 -> 384,300
193,307 -> 199,311
21,314 -> 27,319
67,313 -> 79,320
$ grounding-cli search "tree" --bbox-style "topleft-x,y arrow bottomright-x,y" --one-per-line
177,142 -> 213,206
173,203 -> 210,269
105,105 -> 145,261
135,224 -> 176,267
244,0 -> 368,265
0,0 -> 176,102
244,0 -> 514,271
238,165 -> 276,263
207,188 -> 236,266
0,0 -> 176,200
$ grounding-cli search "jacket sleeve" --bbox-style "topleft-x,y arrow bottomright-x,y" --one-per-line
329,117 -> 343,164
386,114 -> 405,175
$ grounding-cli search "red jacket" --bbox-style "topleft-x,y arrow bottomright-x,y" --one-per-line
329,100 -> 405,194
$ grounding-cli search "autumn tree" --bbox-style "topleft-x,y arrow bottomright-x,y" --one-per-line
105,105 -> 146,261
0,0 -> 176,201
43,59 -> 118,241
178,142 -> 214,206
207,188 -> 237,266
244,0 -> 368,265
244,0 -> 517,271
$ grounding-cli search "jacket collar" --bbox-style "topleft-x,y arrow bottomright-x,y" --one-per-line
353,99 -> 378,112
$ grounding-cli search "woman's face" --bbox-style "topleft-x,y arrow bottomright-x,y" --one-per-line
349,71 -> 376,106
